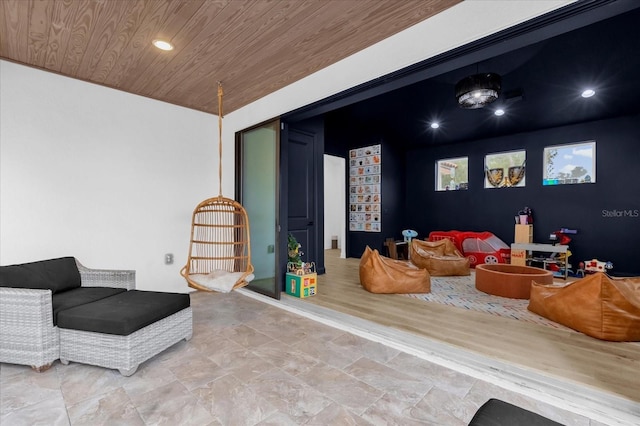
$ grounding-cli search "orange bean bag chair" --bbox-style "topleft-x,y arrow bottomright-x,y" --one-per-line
359,246 -> 430,294
409,239 -> 470,276
528,273 -> 640,341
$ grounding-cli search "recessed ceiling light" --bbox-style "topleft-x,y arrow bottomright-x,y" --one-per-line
494,109 -> 505,116
152,39 -> 174,51
581,89 -> 595,98
430,122 -> 440,129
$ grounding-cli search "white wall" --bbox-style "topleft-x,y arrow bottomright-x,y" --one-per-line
0,1 -> 571,290
0,60 -> 217,292
323,155 -> 345,258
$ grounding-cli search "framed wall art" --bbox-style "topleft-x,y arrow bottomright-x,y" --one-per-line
349,144 -> 381,232
484,150 -> 526,188
543,141 -> 595,185
435,157 -> 468,191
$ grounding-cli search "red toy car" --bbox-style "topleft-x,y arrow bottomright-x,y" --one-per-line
428,230 -> 511,268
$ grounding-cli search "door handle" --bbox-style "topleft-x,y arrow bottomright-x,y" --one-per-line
307,221 -> 314,226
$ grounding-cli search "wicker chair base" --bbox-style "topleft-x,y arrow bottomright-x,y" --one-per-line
59,307 -> 192,376
1,259 -> 135,371
0,287 -> 59,370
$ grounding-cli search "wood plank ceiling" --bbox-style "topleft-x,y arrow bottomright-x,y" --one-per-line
0,0 -> 461,114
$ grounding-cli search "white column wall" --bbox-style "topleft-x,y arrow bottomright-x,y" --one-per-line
0,1 -> 570,291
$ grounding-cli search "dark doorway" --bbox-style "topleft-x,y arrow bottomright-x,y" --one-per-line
286,128 -> 317,271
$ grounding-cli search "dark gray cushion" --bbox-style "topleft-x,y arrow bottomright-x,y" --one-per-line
52,287 -> 127,325
468,399 -> 562,426
57,290 -> 190,335
0,257 -> 81,294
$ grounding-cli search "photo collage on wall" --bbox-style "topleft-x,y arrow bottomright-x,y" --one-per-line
349,144 -> 381,232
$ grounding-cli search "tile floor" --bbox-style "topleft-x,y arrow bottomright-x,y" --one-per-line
1,291 -> 605,425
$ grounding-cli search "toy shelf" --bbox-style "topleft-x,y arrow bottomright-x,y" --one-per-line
510,243 -> 570,279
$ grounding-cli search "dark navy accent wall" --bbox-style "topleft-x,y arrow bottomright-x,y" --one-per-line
327,112 -> 640,275
346,141 -> 405,257
405,114 -> 640,275
325,115 -> 406,258
289,2 -> 640,275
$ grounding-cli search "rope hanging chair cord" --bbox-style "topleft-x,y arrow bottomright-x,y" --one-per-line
180,82 -> 254,292
217,82 -> 223,197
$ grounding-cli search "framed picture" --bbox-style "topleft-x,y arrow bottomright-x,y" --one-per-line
484,150 -> 526,188
543,141 -> 595,185
349,144 -> 381,232
435,157 -> 468,191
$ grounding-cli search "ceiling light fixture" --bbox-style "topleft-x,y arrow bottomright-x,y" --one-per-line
581,89 -> 595,98
430,122 -> 440,129
152,39 -> 174,51
494,109 -> 505,116
455,73 -> 502,109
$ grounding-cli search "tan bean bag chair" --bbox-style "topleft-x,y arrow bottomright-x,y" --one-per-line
359,246 -> 430,294
409,239 -> 470,276
528,273 -> 640,341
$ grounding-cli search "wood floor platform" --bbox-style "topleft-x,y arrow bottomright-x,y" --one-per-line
248,250 -> 640,425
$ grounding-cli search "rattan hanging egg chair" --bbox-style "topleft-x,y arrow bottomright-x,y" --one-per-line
180,83 -> 255,292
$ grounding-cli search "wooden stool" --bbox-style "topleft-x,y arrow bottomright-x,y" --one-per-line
384,238 -> 408,260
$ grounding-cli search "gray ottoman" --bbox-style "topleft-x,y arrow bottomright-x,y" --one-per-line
58,290 -> 192,376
